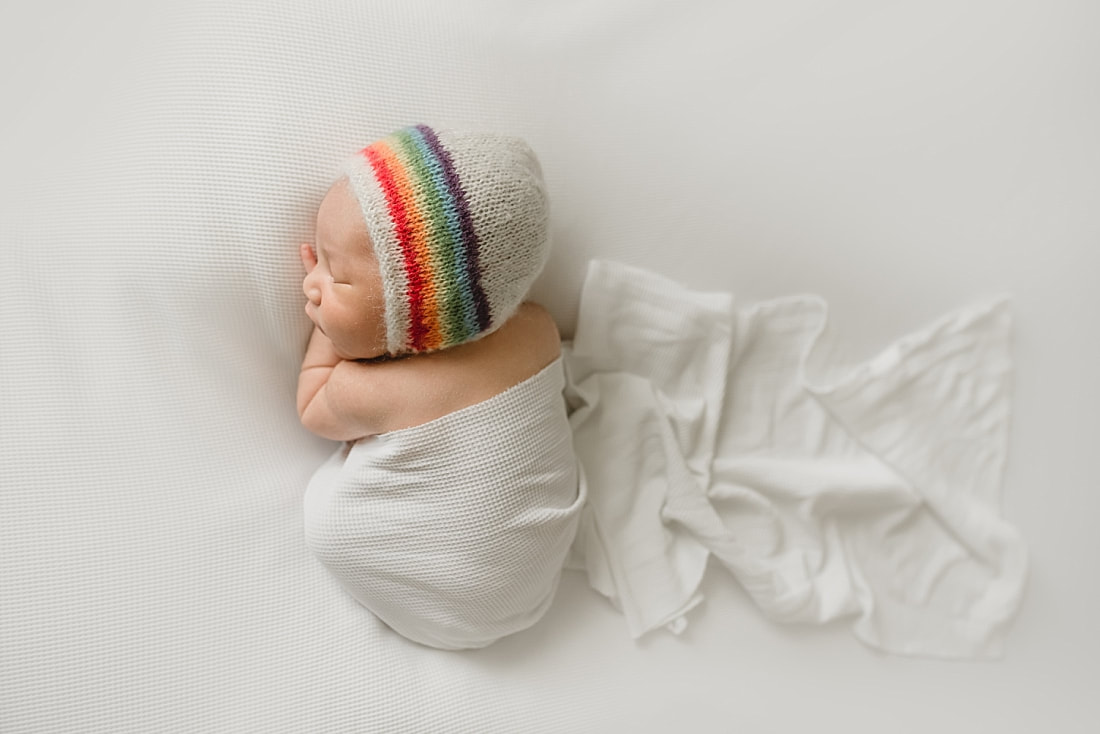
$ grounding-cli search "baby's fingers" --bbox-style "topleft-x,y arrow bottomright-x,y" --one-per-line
300,242 -> 317,272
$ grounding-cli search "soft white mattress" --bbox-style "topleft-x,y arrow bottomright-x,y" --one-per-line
2,1 -> 1097,731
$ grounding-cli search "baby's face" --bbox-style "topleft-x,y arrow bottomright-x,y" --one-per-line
303,177 -> 387,359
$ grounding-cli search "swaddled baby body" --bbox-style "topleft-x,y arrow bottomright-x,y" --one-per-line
297,125 -> 584,649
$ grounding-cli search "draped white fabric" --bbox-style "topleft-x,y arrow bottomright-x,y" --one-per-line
564,260 -> 1025,658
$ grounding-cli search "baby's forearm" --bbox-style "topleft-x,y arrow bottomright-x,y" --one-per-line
297,327 -> 342,421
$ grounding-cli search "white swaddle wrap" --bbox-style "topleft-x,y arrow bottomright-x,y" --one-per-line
303,357 -> 584,650
563,260 -> 1027,659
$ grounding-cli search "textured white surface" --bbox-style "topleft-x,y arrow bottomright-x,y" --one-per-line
2,1 -> 1098,732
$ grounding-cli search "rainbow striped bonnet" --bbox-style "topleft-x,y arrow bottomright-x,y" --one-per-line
339,124 -> 550,356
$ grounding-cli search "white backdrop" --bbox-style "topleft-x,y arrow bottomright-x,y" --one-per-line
2,1 -> 1098,731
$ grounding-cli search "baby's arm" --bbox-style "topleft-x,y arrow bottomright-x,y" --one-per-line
297,302 -> 562,441
296,327 -> 395,442
296,327 -> 346,438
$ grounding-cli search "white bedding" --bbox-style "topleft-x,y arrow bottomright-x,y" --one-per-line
2,1 -> 1097,731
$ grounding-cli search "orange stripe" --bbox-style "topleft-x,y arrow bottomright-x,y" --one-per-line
372,141 -> 444,350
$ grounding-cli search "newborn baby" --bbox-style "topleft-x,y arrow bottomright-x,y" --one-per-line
298,125 -> 584,650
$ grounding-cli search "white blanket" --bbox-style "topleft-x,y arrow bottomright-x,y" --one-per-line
303,358 -> 583,650
563,260 -> 1027,659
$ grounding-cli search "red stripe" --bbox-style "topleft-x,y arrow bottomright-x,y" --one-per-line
363,145 -> 429,350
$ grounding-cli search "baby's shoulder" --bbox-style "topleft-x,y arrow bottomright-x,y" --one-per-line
491,301 -> 561,369
369,302 -> 562,433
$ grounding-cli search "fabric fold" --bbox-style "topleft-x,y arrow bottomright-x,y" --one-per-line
562,260 -> 734,637
563,259 -> 1026,659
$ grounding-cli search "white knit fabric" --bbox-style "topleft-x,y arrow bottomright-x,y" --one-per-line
303,358 -> 583,650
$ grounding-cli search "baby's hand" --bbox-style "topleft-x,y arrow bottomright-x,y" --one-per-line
300,242 -> 318,273
303,324 -> 342,369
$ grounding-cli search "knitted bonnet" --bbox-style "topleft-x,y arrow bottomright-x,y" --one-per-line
339,124 -> 550,356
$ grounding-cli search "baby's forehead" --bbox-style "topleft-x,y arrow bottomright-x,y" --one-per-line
316,177 -> 352,227
317,177 -> 368,248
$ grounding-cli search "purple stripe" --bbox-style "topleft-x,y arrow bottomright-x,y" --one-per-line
415,125 -> 492,332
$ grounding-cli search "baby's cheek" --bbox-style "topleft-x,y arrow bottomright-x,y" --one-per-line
371,292 -> 387,320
